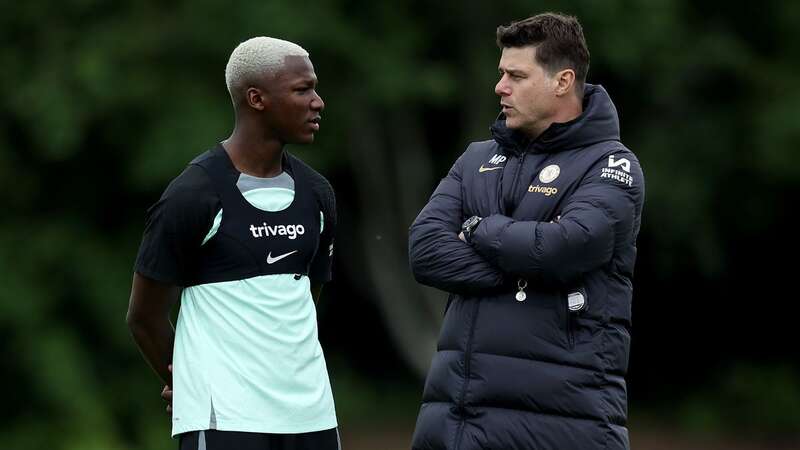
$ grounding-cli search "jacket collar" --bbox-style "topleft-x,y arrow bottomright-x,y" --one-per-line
491,84 -> 621,155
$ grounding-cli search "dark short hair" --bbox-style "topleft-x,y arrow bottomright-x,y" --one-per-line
496,12 -> 590,94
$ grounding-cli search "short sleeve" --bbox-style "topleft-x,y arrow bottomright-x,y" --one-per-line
134,165 -> 220,286
308,176 -> 337,284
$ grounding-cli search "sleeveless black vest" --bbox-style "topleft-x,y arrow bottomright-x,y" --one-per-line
186,145 -> 321,286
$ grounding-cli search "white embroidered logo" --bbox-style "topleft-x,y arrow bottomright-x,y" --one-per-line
538,165 -> 561,183
601,154 -> 634,187
488,154 -> 507,165
608,155 -> 631,173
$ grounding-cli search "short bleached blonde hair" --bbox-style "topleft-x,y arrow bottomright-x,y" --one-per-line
225,36 -> 309,103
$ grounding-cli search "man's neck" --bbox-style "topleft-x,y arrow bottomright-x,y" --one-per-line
528,94 -> 584,140
552,94 -> 583,125
222,127 -> 284,178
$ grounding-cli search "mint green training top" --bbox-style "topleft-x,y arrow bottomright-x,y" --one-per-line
134,165 -> 337,437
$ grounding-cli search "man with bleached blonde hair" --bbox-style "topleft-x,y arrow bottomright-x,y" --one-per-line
127,37 -> 341,450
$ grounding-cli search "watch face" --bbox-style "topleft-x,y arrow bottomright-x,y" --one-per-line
462,216 -> 481,234
463,217 -> 478,230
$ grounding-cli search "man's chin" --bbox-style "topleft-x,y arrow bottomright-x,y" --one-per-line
504,119 -> 534,134
289,134 -> 315,145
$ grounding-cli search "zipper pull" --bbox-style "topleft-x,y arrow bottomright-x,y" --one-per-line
516,278 -> 528,302
567,290 -> 586,312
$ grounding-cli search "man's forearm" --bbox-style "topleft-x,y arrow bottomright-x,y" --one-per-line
127,273 -> 181,385
127,316 -> 174,385
409,155 -> 508,294
470,211 -> 614,286
409,225 -> 507,294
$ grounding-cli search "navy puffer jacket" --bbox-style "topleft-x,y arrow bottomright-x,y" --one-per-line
409,85 -> 644,450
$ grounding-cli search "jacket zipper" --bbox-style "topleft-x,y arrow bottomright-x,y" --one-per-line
500,152 -> 527,217
565,289 -> 587,350
565,296 -> 576,350
513,152 -> 527,191
454,299 -> 481,450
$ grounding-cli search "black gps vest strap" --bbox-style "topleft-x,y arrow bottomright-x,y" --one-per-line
185,145 -> 321,286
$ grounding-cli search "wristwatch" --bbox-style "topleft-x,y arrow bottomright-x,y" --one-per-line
461,215 -> 483,244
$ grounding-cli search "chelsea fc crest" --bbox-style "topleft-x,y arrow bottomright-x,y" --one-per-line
539,165 -> 560,183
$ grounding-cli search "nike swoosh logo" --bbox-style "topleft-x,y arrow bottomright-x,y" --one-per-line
478,165 -> 504,173
267,250 -> 298,264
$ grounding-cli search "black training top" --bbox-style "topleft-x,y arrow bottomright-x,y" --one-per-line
134,144 -> 336,287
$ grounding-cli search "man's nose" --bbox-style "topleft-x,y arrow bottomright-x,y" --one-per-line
495,78 -> 510,96
494,74 -> 511,97
311,92 -> 325,111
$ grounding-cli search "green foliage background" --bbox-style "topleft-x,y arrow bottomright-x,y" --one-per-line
2,0 -> 798,448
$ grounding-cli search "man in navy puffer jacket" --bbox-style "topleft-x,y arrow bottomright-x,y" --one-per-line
409,12 -> 645,450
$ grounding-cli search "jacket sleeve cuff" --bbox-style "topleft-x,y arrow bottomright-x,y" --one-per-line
470,214 -> 514,264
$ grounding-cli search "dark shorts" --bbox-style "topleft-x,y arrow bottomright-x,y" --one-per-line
178,428 -> 341,450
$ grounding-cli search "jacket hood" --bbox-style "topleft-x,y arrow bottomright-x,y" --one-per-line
491,84 -> 620,155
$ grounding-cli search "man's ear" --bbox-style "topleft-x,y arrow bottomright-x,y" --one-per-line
554,69 -> 576,97
246,87 -> 268,111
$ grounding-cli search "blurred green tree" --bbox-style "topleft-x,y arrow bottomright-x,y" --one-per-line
1,0 -> 798,448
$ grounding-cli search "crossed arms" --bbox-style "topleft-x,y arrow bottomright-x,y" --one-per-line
409,151 -> 641,291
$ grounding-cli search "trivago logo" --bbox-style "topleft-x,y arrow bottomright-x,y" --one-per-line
249,222 -> 306,240
528,185 -> 559,196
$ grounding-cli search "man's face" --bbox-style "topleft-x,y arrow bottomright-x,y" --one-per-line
495,46 -> 558,137
261,55 -> 324,145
